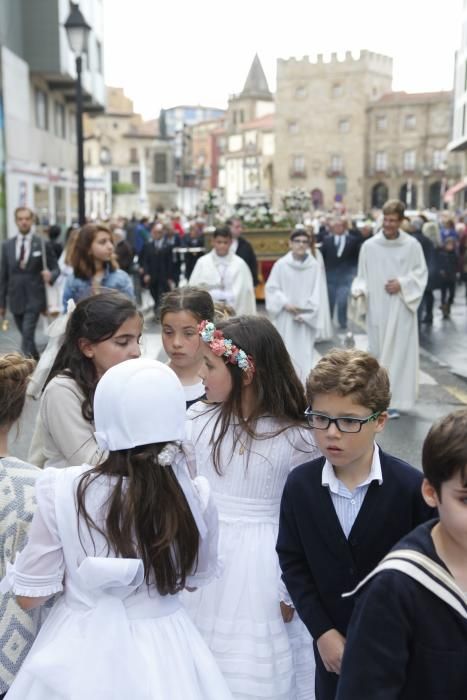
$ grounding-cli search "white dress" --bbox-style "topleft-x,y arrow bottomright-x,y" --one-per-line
1,464 -> 233,700
184,403 -> 320,700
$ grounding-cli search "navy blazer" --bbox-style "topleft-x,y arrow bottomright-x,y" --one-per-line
336,520 -> 467,700
320,234 -> 361,276
276,449 -> 435,641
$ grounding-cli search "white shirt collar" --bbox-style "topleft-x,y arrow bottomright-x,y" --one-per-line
321,443 -> 383,494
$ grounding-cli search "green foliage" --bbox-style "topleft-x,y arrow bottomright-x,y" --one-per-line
112,182 -> 137,195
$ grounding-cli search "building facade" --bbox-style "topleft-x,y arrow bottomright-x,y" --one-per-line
447,0 -> 467,207
0,0 -> 105,237
366,92 -> 461,211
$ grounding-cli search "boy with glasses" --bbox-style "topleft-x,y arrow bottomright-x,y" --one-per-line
277,348 -> 435,700
265,229 -> 322,380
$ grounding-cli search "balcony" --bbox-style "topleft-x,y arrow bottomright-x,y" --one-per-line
289,168 -> 307,179
326,167 -> 345,178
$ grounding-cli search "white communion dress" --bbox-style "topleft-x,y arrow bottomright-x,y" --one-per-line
184,403 -> 320,700
0,464 -> 233,700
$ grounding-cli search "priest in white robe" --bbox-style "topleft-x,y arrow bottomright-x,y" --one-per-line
351,199 -> 427,413
265,230 -> 322,381
189,227 -> 256,315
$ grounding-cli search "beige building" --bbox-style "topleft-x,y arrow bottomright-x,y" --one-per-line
366,91 -> 461,211
274,51 -> 393,212
447,0 -> 467,207
84,87 -> 177,217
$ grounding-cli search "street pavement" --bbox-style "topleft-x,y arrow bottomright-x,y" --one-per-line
5,286 -> 467,470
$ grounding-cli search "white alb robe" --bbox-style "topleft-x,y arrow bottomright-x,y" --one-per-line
189,250 -> 256,315
351,231 -> 428,411
265,251 -> 322,381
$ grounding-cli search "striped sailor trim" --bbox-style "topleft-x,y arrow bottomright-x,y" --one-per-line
342,549 -> 467,620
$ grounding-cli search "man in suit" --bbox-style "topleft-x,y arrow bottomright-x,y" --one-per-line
141,222 -> 174,317
228,217 -> 259,287
321,217 -> 361,330
0,207 -> 59,358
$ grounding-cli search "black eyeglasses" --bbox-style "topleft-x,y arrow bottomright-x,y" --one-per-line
304,409 -> 381,433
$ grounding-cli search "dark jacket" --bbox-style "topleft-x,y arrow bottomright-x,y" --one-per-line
336,520 -> 467,700
436,248 -> 458,283
276,449 -> 435,642
140,239 -> 174,288
0,235 -> 59,315
235,236 -> 258,286
320,234 -> 361,277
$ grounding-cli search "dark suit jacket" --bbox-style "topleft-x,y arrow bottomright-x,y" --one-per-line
0,235 -> 59,315
276,449 -> 435,641
235,236 -> 258,286
337,520 -> 467,700
321,234 -> 361,277
140,240 -> 173,288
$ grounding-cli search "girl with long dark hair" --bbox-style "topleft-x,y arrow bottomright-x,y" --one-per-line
185,315 -> 319,699
2,359 -> 232,699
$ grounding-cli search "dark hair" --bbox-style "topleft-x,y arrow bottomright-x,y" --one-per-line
212,226 -> 232,239
48,224 -> 62,241
71,223 -> 118,279
45,292 -> 141,421
159,286 -> 214,324
422,409 -> 467,498
382,199 -> 405,219
0,353 -> 36,427
198,316 -> 308,474
290,229 -> 311,241
76,443 -> 199,594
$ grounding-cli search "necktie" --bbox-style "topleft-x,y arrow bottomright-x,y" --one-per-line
19,238 -> 26,268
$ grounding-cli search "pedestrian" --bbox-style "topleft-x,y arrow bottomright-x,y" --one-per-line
410,218 -> 436,325
336,408 -> 467,700
184,220 -> 205,280
321,216 -> 361,331
0,353 -> 40,700
63,223 -> 134,308
265,229 -> 322,381
140,222 -> 175,318
228,217 -> 259,286
185,316 -> 319,699
276,348 -> 435,700
160,287 -> 215,408
0,207 -> 59,358
28,292 -> 142,468
189,227 -> 256,315
436,236 -> 458,319
351,199 -> 427,417
1,358 -> 233,699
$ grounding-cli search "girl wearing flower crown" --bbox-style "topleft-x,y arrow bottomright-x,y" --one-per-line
185,316 -> 319,699
1,358 -> 233,699
160,287 -> 215,408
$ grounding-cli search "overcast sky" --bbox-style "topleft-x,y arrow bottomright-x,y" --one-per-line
103,0 -> 463,119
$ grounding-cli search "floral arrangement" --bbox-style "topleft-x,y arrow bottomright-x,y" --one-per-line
198,320 -> 255,373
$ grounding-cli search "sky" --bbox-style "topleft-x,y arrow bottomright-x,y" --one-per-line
102,0 -> 463,120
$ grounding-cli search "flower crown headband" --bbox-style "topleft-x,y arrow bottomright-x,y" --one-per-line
198,320 -> 255,373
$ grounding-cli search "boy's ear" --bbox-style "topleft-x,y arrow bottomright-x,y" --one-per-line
78,337 -> 95,359
374,411 -> 388,433
421,478 -> 439,508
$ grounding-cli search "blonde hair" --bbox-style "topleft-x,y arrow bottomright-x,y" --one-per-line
0,353 -> 36,427
306,349 -> 391,413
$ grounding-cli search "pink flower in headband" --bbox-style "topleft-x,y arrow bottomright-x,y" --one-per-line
198,320 -> 255,373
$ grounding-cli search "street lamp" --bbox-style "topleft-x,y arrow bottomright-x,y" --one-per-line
64,3 -> 91,225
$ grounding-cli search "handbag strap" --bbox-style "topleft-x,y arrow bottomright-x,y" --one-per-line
343,548 -> 467,620
39,234 -> 49,272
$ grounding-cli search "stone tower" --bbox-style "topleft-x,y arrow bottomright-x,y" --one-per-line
227,54 -> 274,130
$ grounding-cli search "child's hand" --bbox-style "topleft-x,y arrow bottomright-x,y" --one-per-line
317,628 -> 346,674
284,303 -> 299,315
280,601 -> 295,623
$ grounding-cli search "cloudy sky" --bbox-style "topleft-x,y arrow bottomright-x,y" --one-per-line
103,0 -> 463,119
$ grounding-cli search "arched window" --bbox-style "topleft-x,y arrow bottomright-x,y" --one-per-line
371,182 -> 388,208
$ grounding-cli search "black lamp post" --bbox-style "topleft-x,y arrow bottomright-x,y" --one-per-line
64,3 -> 91,226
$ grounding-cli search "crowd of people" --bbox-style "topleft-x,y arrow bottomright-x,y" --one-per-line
0,199 -> 466,699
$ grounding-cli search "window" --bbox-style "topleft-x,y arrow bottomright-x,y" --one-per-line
291,155 -> 306,174
131,171 -> 140,187
69,112 -> 76,143
288,121 -> 299,134
130,147 -> 138,164
111,170 -> 120,184
404,114 -> 416,130
332,83 -> 343,98
375,151 -> 387,172
54,102 -> 66,138
35,88 -> 48,130
432,149 -> 445,169
376,115 -> 387,130
154,153 -> 168,183
331,154 -> 343,172
96,40 -> 103,74
338,119 -> 350,133
295,85 -> 307,98
403,150 -> 416,171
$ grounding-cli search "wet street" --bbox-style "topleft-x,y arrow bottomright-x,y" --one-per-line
5,287 -> 467,471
